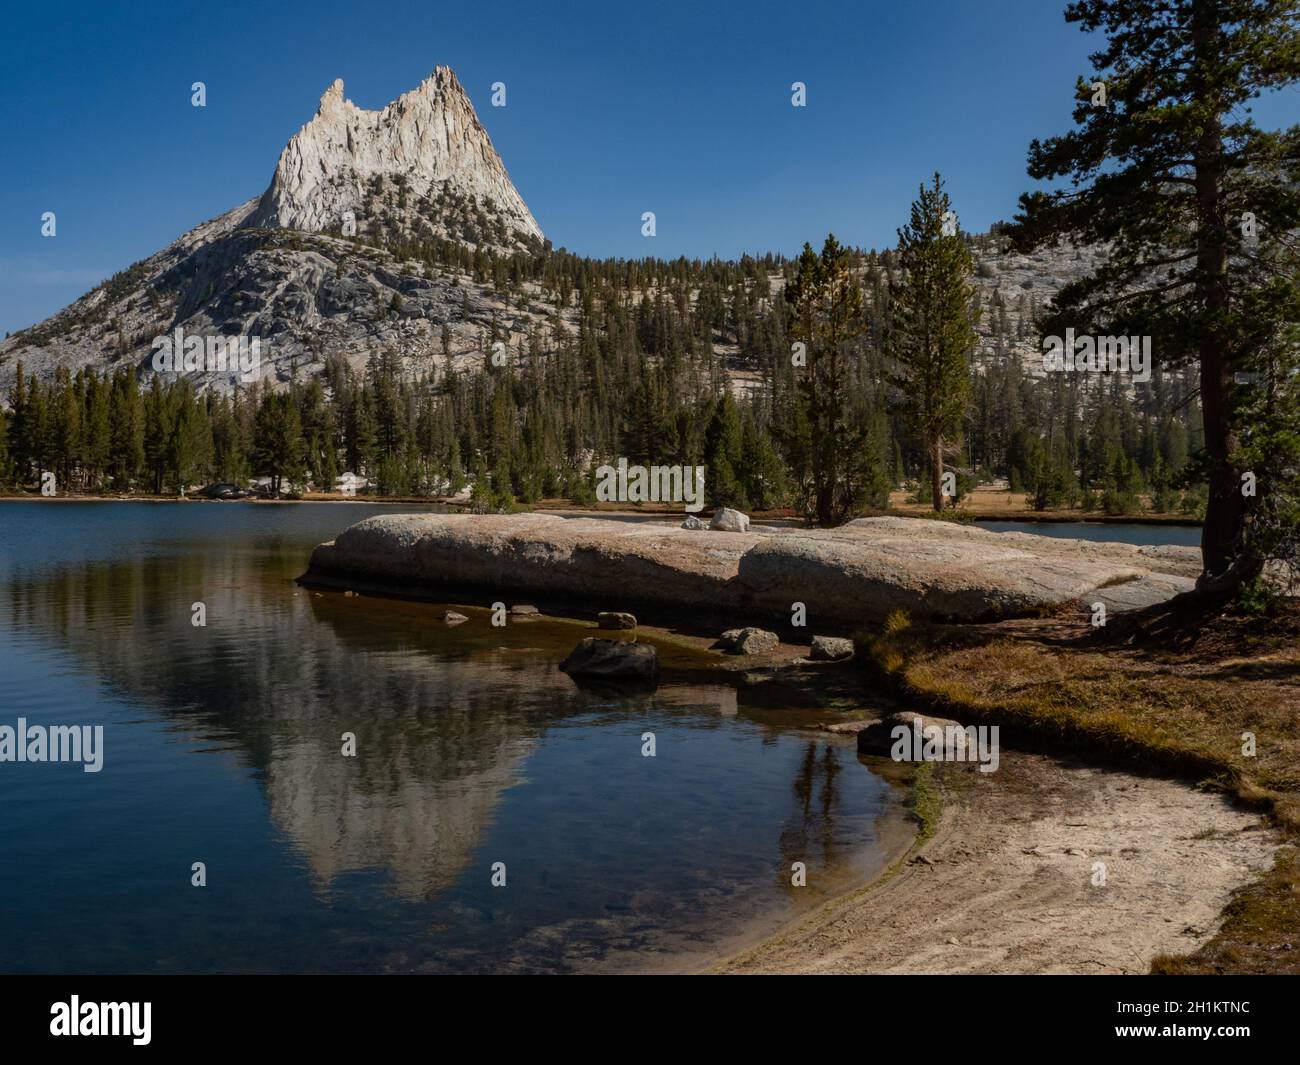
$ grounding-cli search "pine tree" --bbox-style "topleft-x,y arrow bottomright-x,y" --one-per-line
1009,0 -> 1300,593
703,391 -> 746,508
108,369 -> 144,489
82,371 -> 111,490
887,173 -> 979,512
168,383 -> 212,493
739,415 -> 788,511
50,366 -> 82,489
143,376 -> 171,494
784,235 -> 878,525
9,363 -> 30,485
253,392 -> 305,496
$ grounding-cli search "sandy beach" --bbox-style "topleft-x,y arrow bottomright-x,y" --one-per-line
716,749 -> 1279,975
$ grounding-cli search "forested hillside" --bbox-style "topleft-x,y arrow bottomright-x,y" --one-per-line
0,221 -> 1205,518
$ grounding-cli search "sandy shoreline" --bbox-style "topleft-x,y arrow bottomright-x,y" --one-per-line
715,749 -> 1279,975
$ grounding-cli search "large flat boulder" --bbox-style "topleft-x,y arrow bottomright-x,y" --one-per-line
304,513 -> 1199,624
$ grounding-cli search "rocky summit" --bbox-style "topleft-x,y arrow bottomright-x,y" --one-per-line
248,69 -> 542,247
0,68 -> 550,396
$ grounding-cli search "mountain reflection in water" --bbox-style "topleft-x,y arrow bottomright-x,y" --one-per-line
0,502 -> 903,973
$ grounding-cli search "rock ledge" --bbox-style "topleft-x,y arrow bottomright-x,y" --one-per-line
303,513 -> 1199,624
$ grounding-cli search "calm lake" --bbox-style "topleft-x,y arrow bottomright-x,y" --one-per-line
0,502 -> 904,974
977,520 -> 1202,548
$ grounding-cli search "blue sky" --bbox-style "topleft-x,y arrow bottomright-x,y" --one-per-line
2,0 -> 1297,337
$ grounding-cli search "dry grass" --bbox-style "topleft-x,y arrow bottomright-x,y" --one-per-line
1151,847 -> 1300,975
885,483 -> 1194,522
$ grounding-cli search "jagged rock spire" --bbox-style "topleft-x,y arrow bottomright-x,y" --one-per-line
251,67 -> 542,250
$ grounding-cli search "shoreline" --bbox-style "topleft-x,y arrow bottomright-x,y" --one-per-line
310,581 -> 1290,975
632,776 -> 920,976
0,492 -> 1204,528
714,749 -> 1279,975
298,581 -> 1283,976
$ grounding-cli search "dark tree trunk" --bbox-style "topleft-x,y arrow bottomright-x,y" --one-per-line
931,431 -> 944,512
1193,5 -> 1246,586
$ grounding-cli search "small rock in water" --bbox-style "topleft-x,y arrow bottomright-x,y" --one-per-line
818,719 -> 879,735
343,590 -> 358,598
810,635 -> 854,661
681,514 -> 707,530
718,626 -> 779,655
510,604 -> 539,616
709,507 -> 750,532
597,611 -> 637,630
440,610 -> 468,625
856,721 -> 897,755
559,638 -> 658,682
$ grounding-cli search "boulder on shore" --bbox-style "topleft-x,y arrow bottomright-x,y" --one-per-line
559,638 -> 658,682
710,507 -> 750,532
597,611 -> 637,630
719,627 -> 779,655
857,711 -> 969,757
303,513 -> 1200,625
810,635 -> 854,661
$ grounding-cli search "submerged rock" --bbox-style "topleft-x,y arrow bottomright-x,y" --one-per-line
439,610 -> 468,625
559,638 -> 658,682
710,507 -> 750,532
818,719 -> 880,735
509,604 -> 539,616
681,515 -> 707,530
597,611 -> 637,630
856,721 -> 898,756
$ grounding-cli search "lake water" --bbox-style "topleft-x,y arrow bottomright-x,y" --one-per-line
977,520 -> 1202,548
0,502 -> 903,974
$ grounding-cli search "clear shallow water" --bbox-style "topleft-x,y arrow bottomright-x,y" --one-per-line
978,520 -> 1202,548
0,502 -> 901,974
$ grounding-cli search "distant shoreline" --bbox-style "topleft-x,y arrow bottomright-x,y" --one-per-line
0,492 -> 1204,527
